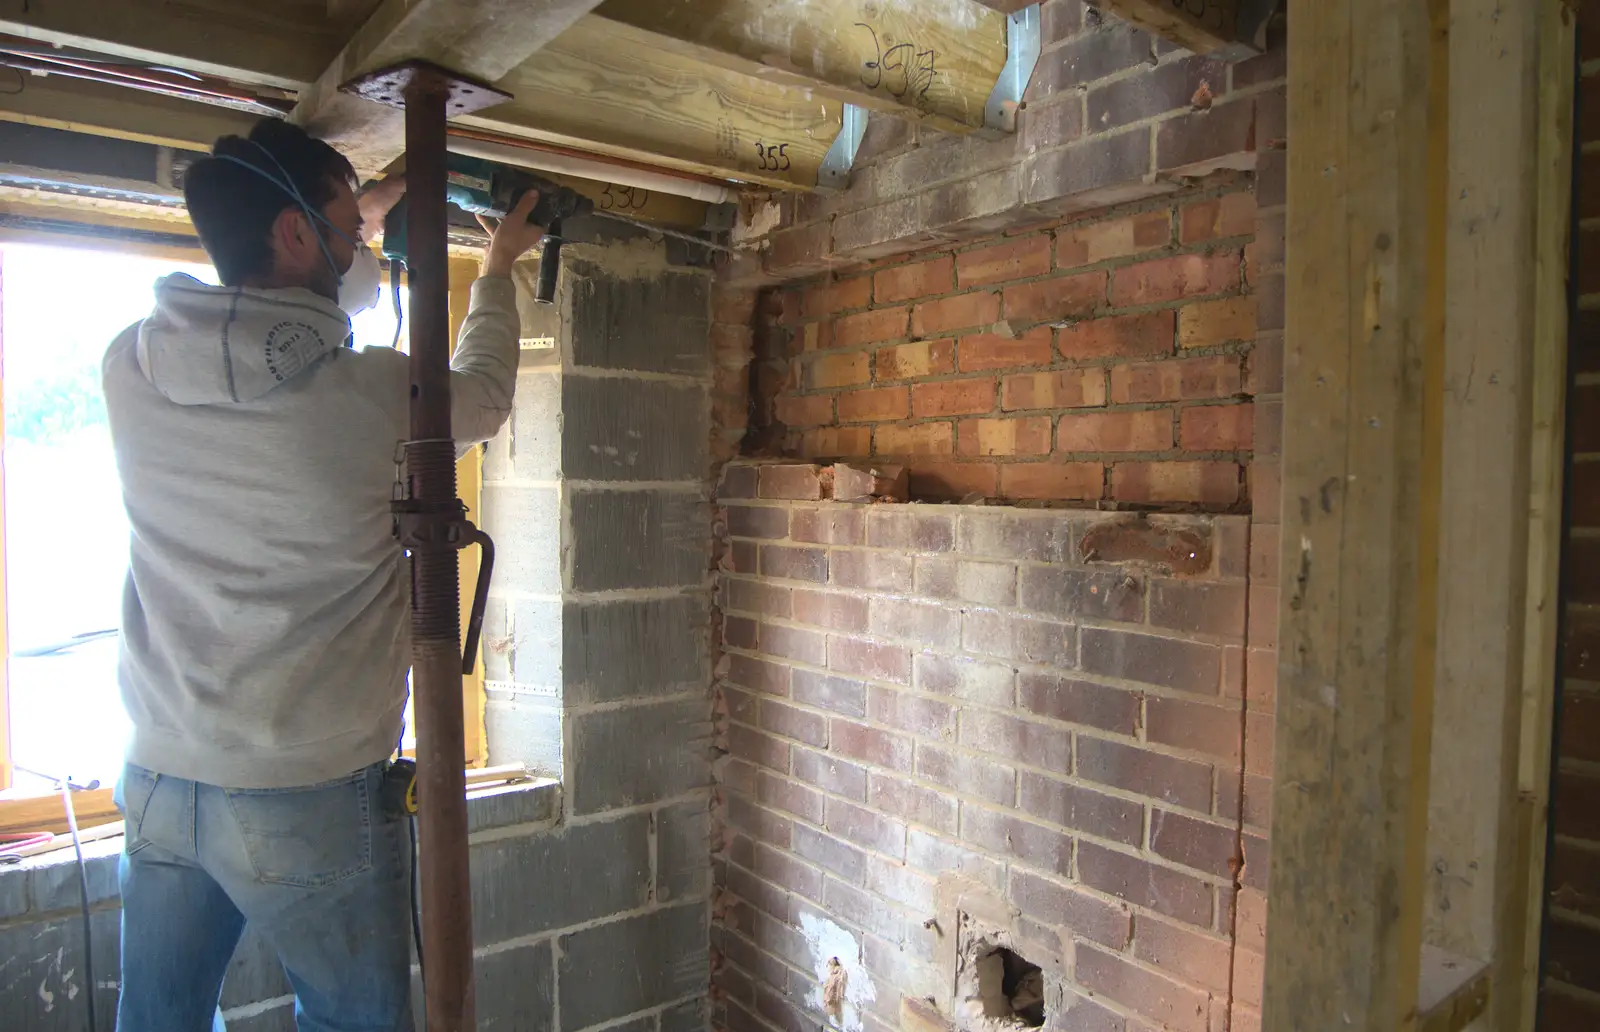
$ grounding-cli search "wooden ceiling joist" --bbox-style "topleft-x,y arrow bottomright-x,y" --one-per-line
592,0 -> 1016,134
0,75 -> 257,152
459,16 -> 846,192
1087,0 -> 1275,57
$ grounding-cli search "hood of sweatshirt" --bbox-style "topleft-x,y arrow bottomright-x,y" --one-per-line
135,273 -> 352,405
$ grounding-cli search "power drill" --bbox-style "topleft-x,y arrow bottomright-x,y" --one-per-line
381,154 -> 593,304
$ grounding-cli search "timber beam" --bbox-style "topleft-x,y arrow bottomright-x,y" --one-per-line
592,0 -> 1019,134
291,0 -> 608,173
0,74 -> 256,151
459,16 -> 850,191
1083,0 -> 1276,57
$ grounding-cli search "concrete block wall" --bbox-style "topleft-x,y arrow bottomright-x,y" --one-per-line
1545,12 -> 1600,1027
707,472 -> 1269,1032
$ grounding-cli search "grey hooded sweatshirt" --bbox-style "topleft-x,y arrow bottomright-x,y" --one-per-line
103,272 -> 519,789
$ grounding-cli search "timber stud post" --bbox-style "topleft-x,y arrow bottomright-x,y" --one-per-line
340,58 -> 511,1032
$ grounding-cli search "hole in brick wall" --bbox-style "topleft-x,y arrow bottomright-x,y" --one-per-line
962,943 -> 1045,1030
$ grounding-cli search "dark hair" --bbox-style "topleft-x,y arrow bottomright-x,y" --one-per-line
183,119 -> 357,285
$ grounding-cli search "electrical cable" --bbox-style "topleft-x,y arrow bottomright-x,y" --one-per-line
58,778 -> 98,1032
410,813 -> 424,990
0,66 -> 22,95
588,209 -> 736,255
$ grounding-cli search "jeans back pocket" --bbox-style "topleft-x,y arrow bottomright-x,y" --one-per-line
115,764 -> 161,855
226,772 -> 374,889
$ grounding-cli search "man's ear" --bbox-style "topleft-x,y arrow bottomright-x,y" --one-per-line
269,207 -> 315,269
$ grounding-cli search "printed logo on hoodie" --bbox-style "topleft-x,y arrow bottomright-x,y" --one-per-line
264,321 -> 328,382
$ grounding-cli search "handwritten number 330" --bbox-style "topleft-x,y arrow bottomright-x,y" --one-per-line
754,142 -> 791,171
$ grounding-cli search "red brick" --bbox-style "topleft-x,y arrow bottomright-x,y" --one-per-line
758,622 -> 828,666
1179,403 -> 1254,451
805,351 -> 870,389
1112,461 -> 1240,505
729,540 -> 757,574
791,669 -> 866,719
1082,625 -> 1222,694
1058,310 -> 1175,360
1002,271 -> 1106,323
1110,355 -> 1244,404
1179,193 -> 1256,244
728,725 -> 793,775
1016,673 -> 1141,736
1019,772 -> 1143,844
866,683 -> 956,737
961,710 -> 1072,770
1058,211 -> 1173,268
1149,579 -> 1247,637
829,636 -> 912,684
916,743 -> 1017,805
1178,295 -> 1257,349
794,746 -> 869,799
960,807 -> 1072,874
1544,986 -> 1600,1031
830,550 -> 915,592
760,544 -> 828,583
1057,409 -> 1173,453
911,291 -> 1001,336
724,616 -> 758,650
1000,368 -> 1108,410
1017,565 -> 1145,623
727,580 -> 791,620
727,653 -> 792,695
875,255 -> 955,303
1078,840 -> 1214,927
830,719 -> 914,772
791,588 -> 869,633
1133,915 -> 1234,996
775,393 -> 835,428
958,417 -> 1053,457
833,463 -> 908,503
875,422 -> 955,456
799,276 -> 873,319
792,320 -> 834,352
825,798 -> 908,856
876,339 -> 954,381
834,306 -> 910,349
1549,835 -> 1600,917
1558,690 -> 1600,764
838,386 -> 910,422
1146,695 -> 1241,763
868,773 -> 958,835
957,235 -> 1053,287
999,462 -> 1105,501
758,463 -> 826,500
789,507 -> 865,546
1078,735 -> 1212,811
958,327 -> 1055,371
798,426 -> 872,459
1150,809 -> 1239,880
900,462 -> 993,500
1009,870 -> 1131,949
911,378 -> 996,417
758,770 -> 825,823
726,505 -> 790,541
1111,252 -> 1242,307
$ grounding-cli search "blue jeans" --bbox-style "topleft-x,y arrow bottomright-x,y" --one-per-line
115,762 -> 415,1032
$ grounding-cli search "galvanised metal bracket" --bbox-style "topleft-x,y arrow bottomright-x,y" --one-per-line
817,103 -> 869,191
983,3 -> 1042,135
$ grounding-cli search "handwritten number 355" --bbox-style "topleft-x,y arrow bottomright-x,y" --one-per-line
754,142 -> 791,172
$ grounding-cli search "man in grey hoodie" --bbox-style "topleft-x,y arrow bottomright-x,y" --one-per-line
102,118 -> 544,1031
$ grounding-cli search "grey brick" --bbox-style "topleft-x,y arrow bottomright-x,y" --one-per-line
557,904 -> 708,1030
483,370 -> 561,483
0,863 -> 30,920
582,1016 -> 656,1032
656,798 -> 711,903
564,595 -> 709,705
483,597 -> 561,690
470,813 -> 650,945
467,780 -> 561,835
569,698 -> 712,815
562,377 -> 709,482
568,261 -> 711,376
1022,129 -> 1167,215
29,839 -> 119,913
485,691 -> 563,777
569,490 -> 708,592
223,1006 -> 297,1032
477,938 -> 556,1031
0,908 -> 119,1031
661,998 -> 708,1032
482,484 -> 561,596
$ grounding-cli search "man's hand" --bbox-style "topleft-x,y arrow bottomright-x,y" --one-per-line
478,190 -> 545,278
357,174 -> 407,244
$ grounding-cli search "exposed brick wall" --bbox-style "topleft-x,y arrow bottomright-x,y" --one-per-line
750,186 -> 1262,509
1546,13 -> 1600,1026
708,467 -> 1269,1032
